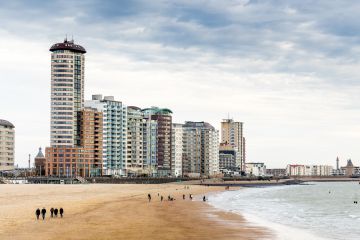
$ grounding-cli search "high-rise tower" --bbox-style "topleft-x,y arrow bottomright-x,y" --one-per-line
49,38 -> 86,147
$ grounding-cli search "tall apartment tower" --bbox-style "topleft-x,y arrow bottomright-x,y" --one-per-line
171,123 -> 184,177
142,107 -> 173,176
183,121 -> 219,177
85,95 -> 128,176
221,119 -> 244,172
0,119 -> 15,171
50,39 -> 86,147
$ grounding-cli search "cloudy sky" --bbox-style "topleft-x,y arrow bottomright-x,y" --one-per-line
1,0 -> 360,168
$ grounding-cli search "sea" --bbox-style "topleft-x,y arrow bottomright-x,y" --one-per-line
207,182 -> 360,240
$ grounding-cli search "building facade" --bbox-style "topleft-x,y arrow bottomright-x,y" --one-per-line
171,123 -> 184,177
34,147 -> 46,176
85,95 -> 127,176
182,122 -> 219,177
0,119 -> 15,171
219,143 -> 236,171
50,39 -> 86,147
126,106 -> 144,175
245,162 -> 266,176
286,164 -> 333,176
220,119 -> 244,172
142,107 -> 172,176
143,115 -> 158,176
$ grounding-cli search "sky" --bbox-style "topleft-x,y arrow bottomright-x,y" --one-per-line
1,0 -> 360,168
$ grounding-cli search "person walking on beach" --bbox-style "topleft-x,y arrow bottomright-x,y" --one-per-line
35,208 -> 40,220
41,208 -> 46,220
189,194 -> 193,200
148,194 -> 151,202
60,208 -> 64,218
183,194 -> 185,200
161,196 -> 163,202
54,208 -> 58,217
50,208 -> 54,218
203,196 -> 206,202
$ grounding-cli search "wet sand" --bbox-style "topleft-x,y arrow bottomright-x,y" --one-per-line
0,184 -> 272,239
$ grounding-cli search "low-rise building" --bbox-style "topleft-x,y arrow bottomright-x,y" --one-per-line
245,162 -> 266,176
266,168 -> 286,177
219,143 -> 236,171
286,164 -> 334,176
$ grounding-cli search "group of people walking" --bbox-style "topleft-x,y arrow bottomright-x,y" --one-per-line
35,207 -> 64,220
147,193 -> 206,202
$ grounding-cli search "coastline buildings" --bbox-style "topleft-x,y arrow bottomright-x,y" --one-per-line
85,95 -> 127,176
34,147 -> 46,176
142,107 -> 172,176
245,162 -> 266,176
46,39 -> 103,177
286,164 -> 333,176
219,143 -> 236,171
0,119 -> 15,171
220,119 -> 245,172
182,122 -> 219,177
171,123 -> 184,177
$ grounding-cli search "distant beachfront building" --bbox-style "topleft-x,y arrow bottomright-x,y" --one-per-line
0,119 -> 15,171
221,119 -> 245,172
46,40 -> 105,177
126,106 -> 145,175
219,143 -> 236,171
34,147 -> 46,176
182,121 -> 219,177
50,38 -> 86,147
286,164 -> 333,176
142,107 -> 172,176
266,168 -> 286,177
85,95 -> 127,176
340,159 -> 360,176
143,115 -> 158,176
171,123 -> 184,177
46,108 -> 103,177
245,162 -> 266,176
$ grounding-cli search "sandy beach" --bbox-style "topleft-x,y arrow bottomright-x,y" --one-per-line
0,184 -> 271,240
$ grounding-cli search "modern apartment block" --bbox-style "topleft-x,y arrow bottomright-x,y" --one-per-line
45,108 -> 103,177
143,115 -> 158,176
142,107 -> 172,176
171,123 -> 184,177
0,119 -> 15,171
221,119 -> 244,172
286,164 -> 333,176
50,38 -> 86,147
126,106 -> 144,175
85,95 -> 127,176
245,162 -> 266,176
219,143 -> 236,171
182,121 -> 219,177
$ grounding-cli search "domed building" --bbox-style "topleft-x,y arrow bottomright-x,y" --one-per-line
34,147 -> 46,176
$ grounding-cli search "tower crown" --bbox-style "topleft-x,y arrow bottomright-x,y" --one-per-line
49,39 -> 86,53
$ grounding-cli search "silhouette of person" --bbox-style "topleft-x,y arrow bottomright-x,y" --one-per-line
203,196 -> 206,202
54,208 -> 58,217
189,194 -> 193,200
35,208 -> 40,220
50,208 -> 54,218
41,208 -> 46,220
60,208 -> 64,218
161,196 -> 163,202
148,194 -> 151,202
183,194 -> 185,200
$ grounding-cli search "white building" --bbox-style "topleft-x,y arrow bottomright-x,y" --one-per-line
171,123 -> 184,177
245,162 -> 266,176
286,164 -> 333,176
182,122 -> 219,177
85,95 -> 127,176
50,39 -> 86,147
0,119 -> 15,171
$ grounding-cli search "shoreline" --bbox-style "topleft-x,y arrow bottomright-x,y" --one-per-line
0,184 -> 272,240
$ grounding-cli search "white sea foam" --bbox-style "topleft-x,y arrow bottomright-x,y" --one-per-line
207,182 -> 360,240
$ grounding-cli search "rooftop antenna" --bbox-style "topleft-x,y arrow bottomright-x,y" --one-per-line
71,34 -> 74,43
65,34 -> 68,42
